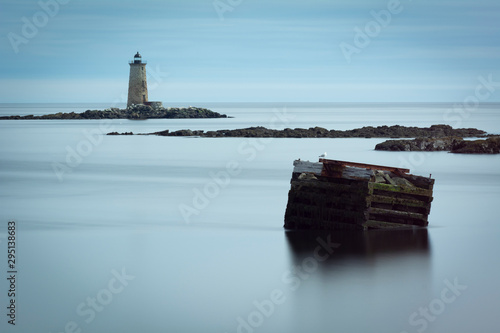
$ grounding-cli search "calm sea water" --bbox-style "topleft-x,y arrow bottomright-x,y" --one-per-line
0,103 -> 499,333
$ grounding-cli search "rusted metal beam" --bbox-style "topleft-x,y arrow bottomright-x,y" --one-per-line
319,158 -> 410,174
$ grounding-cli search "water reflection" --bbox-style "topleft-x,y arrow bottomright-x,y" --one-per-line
285,227 -> 430,264
282,228 -> 432,332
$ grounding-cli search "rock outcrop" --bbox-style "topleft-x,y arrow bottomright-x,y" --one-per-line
451,136 -> 500,154
0,105 -> 227,120
145,125 -> 486,138
375,137 -> 460,152
375,136 -> 500,154
107,132 -> 133,136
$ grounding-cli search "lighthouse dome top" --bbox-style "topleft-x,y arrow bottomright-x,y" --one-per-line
130,52 -> 145,64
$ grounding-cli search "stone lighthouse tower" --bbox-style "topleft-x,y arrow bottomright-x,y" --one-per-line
127,52 -> 148,107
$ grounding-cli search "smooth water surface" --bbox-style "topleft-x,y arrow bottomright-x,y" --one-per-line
0,103 -> 499,333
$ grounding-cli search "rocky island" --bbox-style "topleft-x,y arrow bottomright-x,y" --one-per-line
108,124 -> 486,138
0,105 -> 228,120
107,123 -> 498,154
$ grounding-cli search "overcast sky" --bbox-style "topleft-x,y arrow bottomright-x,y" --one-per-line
0,0 -> 499,103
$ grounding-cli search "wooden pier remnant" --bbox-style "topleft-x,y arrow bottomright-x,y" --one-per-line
284,158 -> 434,230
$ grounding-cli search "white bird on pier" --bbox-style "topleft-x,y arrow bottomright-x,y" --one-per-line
319,152 -> 327,159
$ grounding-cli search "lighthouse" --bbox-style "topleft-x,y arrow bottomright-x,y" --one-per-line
127,52 -> 148,107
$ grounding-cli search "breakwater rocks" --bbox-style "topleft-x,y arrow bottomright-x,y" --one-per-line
144,124 -> 485,138
0,105 -> 227,120
375,136 -> 500,154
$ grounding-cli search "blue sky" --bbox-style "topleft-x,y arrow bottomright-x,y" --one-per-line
0,0 -> 499,103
